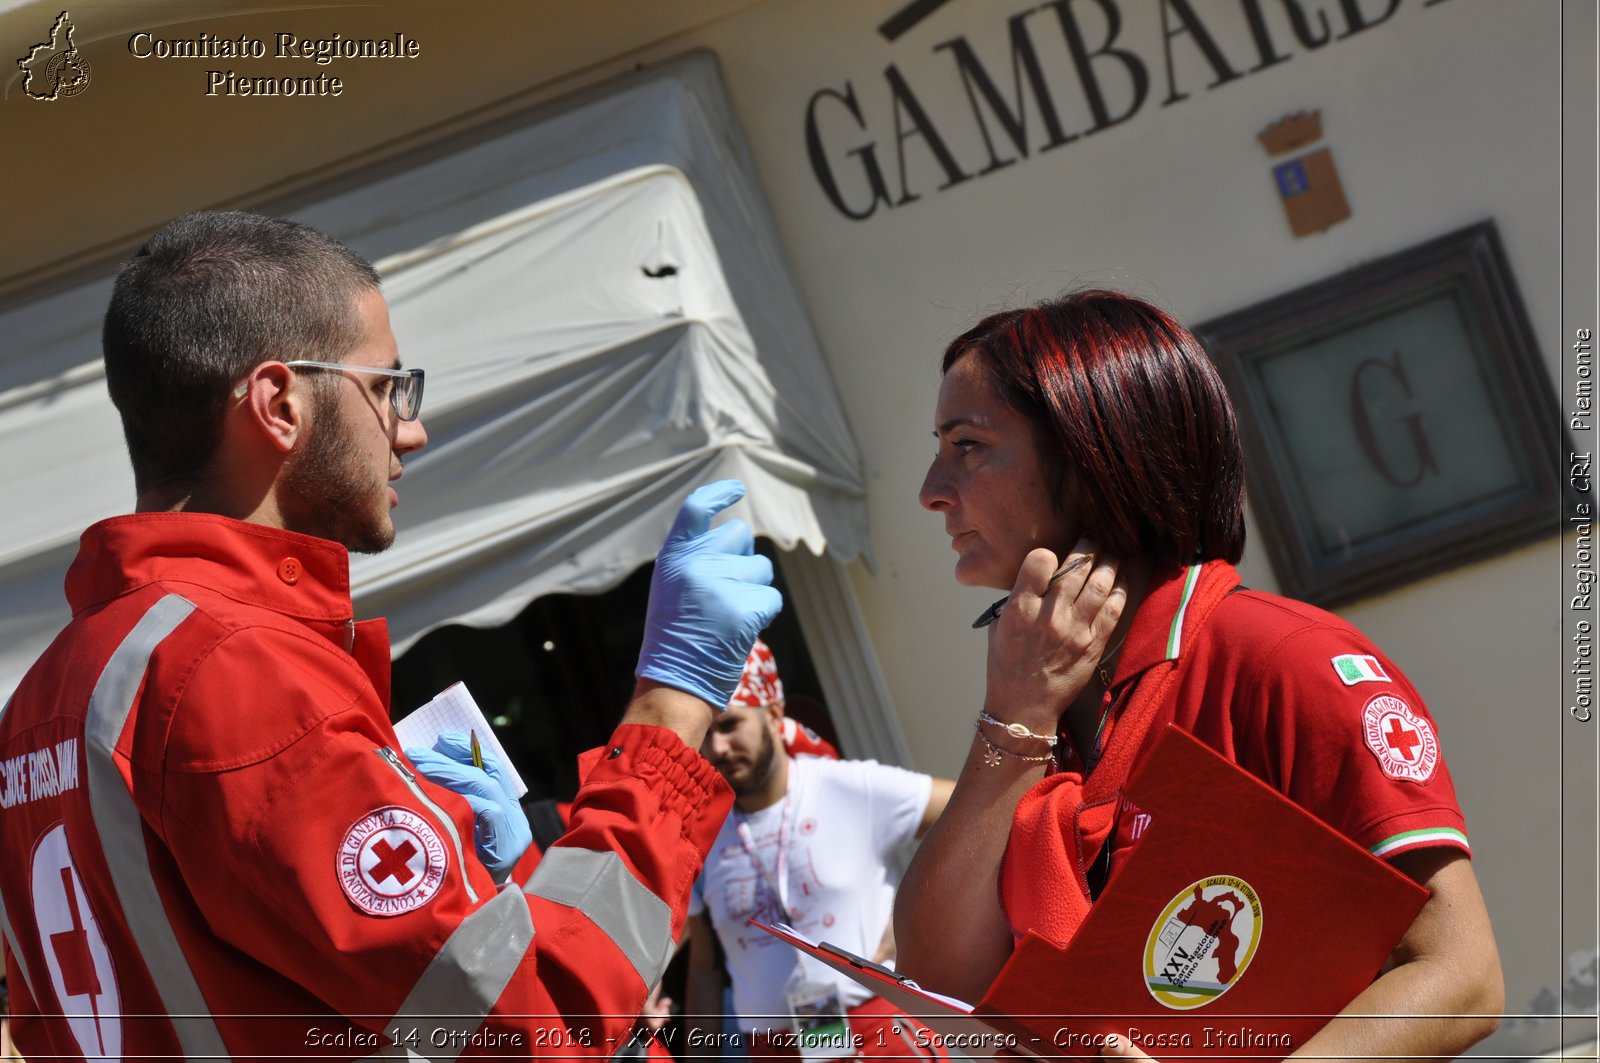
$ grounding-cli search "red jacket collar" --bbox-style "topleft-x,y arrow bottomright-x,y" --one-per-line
67,513 -> 392,708
1106,560 -> 1242,690
67,512 -> 356,623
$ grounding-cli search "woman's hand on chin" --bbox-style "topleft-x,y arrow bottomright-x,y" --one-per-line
984,537 -> 1127,733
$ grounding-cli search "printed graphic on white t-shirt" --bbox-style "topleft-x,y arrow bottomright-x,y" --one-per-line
690,757 -> 931,1030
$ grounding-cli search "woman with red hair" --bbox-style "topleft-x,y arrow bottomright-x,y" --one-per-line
895,291 -> 1502,1061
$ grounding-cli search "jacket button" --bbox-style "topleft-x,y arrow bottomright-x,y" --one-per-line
609,746 -> 623,759
277,557 -> 302,585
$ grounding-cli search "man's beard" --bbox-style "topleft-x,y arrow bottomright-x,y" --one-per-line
728,725 -> 780,798
282,388 -> 395,554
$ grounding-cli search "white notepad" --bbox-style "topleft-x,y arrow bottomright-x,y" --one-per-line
393,682 -> 528,799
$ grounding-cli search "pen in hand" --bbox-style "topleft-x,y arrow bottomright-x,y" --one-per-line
469,729 -> 484,770
971,552 -> 1097,629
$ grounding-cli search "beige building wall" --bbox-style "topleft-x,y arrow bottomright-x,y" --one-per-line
2,0 -> 1592,1056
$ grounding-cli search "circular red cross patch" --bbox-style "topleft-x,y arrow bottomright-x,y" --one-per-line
1361,694 -> 1439,784
338,806 -> 448,916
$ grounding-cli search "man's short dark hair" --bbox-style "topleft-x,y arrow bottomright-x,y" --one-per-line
102,210 -> 381,493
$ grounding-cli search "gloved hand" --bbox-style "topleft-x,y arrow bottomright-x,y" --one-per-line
405,732 -> 532,884
636,480 -> 784,708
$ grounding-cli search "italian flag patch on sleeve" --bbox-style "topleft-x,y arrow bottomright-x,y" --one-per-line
1332,654 -> 1390,685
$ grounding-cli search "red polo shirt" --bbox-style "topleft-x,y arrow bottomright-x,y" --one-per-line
1002,561 -> 1467,945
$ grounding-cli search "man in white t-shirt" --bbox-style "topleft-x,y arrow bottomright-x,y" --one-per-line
685,641 -> 953,1063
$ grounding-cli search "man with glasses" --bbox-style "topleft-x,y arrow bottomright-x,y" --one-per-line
0,210 -> 780,1059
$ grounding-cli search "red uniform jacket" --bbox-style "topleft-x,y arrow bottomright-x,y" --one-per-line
0,513 -> 731,1060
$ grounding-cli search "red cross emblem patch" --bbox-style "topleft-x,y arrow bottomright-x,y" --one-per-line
338,806 -> 448,916
1360,694 -> 1439,784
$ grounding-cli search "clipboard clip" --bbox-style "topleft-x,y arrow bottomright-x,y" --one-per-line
817,942 -> 920,987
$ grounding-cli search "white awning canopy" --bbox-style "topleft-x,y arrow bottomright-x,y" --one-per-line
0,52 -> 870,693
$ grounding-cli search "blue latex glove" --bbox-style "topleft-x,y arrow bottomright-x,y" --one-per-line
636,480 -> 784,708
404,732 -> 532,883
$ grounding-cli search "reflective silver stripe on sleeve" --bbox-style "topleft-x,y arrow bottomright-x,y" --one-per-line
0,880 -> 37,1001
0,692 -> 33,991
524,846 -> 673,985
84,593 -> 231,1062
0,694 -> 38,994
386,881 -> 534,1062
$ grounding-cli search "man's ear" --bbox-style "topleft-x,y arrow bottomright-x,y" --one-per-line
765,701 -> 785,737
237,362 -> 304,454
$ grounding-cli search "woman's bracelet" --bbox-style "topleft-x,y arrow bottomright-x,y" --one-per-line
974,723 -> 1054,767
976,710 -> 1058,748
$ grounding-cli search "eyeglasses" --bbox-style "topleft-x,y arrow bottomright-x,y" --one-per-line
282,360 -> 425,422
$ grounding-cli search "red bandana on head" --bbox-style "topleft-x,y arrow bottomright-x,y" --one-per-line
728,638 -> 785,710
727,640 -> 840,759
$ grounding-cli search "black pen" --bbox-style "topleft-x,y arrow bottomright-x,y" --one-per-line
971,553 -> 1096,629
970,596 -> 1009,629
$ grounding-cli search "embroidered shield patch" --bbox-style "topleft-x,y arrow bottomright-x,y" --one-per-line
338,806 -> 448,916
1361,694 -> 1439,783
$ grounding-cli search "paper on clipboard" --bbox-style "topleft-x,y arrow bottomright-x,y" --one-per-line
393,682 -> 528,799
753,923 -> 1051,1059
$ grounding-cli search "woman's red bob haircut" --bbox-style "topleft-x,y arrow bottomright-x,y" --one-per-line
942,290 -> 1246,568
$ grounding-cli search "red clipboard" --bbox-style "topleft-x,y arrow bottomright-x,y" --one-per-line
757,726 -> 1429,1059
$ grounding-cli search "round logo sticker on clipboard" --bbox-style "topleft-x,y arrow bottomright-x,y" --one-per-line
1142,875 -> 1262,1010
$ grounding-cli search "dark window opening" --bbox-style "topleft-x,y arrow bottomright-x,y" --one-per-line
389,540 -> 838,803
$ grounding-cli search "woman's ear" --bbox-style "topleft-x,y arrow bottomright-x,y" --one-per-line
1053,463 -> 1093,543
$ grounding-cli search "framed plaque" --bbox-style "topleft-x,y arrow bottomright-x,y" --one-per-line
1198,222 -> 1566,606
